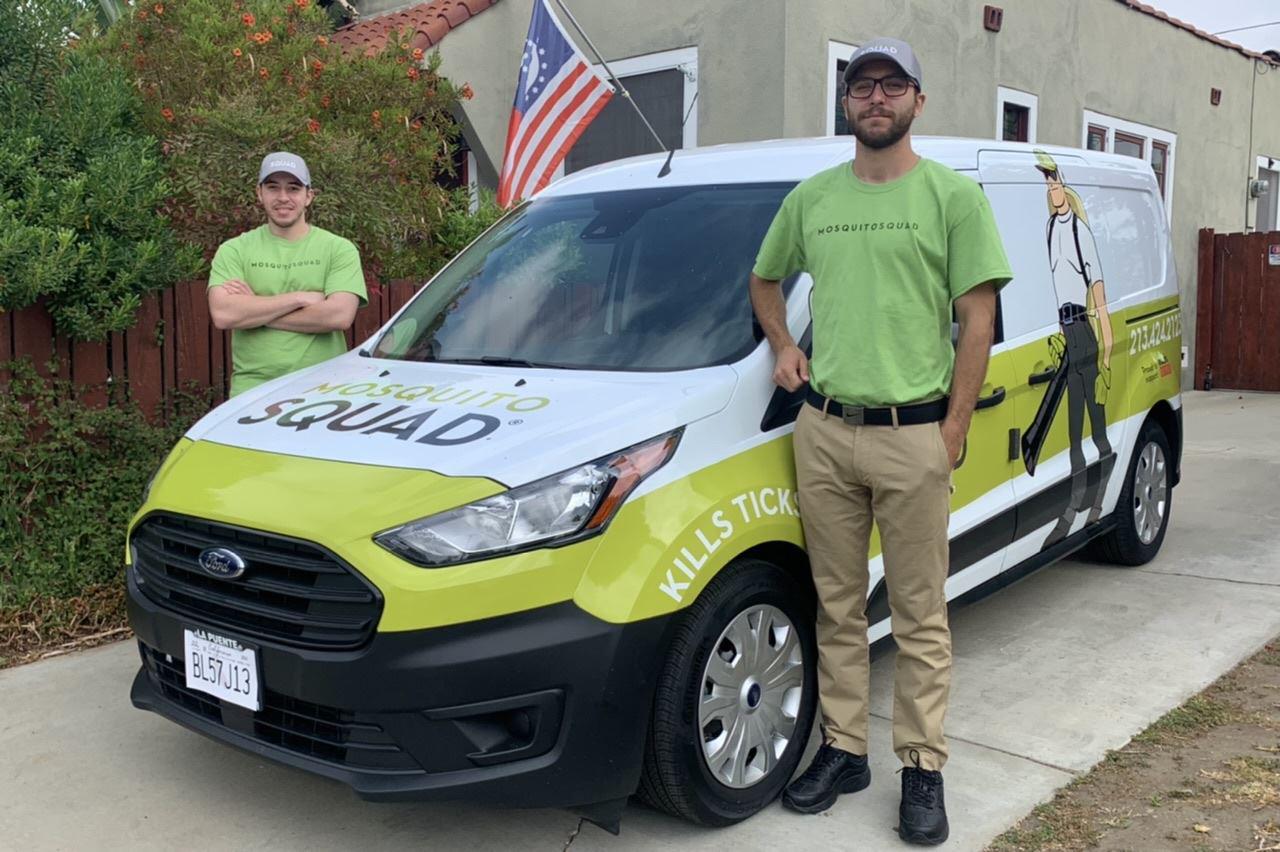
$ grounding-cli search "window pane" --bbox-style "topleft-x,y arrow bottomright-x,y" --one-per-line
1087,126 -> 1106,151
981,184 -> 1062,339
1002,103 -> 1028,142
1151,141 -> 1168,196
1114,133 -> 1144,159
1258,168 -> 1278,232
1089,187 -> 1164,299
1151,143 -> 1166,171
566,68 -> 684,173
372,184 -> 797,371
834,59 -> 849,135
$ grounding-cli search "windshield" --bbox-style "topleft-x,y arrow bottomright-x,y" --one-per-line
371,183 -> 796,371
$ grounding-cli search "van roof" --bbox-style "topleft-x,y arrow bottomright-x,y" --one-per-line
541,136 -> 1153,197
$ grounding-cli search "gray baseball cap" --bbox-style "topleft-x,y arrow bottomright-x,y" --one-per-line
843,37 -> 923,90
257,151 -> 311,186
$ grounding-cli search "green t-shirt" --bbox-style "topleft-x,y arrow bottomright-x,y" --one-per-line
209,225 -> 367,396
753,158 -> 1012,407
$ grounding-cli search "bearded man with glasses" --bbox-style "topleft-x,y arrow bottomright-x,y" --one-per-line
750,38 -> 1012,845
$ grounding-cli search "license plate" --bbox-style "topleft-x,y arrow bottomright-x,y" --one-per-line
184,628 -> 260,711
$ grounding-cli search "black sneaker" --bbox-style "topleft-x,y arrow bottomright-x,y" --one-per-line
898,750 -> 948,845
782,742 -> 871,814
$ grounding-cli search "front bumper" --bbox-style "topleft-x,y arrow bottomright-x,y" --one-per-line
127,566 -> 672,809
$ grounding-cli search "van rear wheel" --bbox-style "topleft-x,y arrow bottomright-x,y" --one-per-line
637,557 -> 818,826
1088,420 -> 1172,565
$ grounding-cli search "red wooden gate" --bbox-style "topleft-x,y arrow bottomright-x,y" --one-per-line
1195,229 -> 1280,392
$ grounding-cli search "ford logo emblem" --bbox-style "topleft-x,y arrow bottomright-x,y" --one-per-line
198,547 -> 247,580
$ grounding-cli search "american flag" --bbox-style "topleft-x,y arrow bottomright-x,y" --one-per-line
496,0 -> 614,207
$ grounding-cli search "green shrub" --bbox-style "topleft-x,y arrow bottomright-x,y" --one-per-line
0,359 -> 210,608
0,0 -> 202,340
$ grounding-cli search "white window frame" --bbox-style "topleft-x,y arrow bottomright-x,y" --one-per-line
555,46 -> 698,180
1256,155 -> 1279,233
996,86 -> 1038,144
825,40 -> 858,136
1081,109 -> 1177,221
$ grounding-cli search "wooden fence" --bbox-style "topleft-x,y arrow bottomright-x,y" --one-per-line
1195,228 -> 1280,392
0,280 -> 422,417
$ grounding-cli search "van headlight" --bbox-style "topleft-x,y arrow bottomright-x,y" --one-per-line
375,429 -> 682,567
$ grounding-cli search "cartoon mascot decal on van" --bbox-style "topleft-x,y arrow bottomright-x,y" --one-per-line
1021,150 -> 1117,547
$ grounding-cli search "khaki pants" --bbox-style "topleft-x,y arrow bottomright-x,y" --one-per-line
794,402 -> 953,771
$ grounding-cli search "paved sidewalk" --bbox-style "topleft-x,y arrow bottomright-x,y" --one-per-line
2,391 -> 1278,851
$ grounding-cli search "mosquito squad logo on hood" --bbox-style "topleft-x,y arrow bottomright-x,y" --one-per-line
183,358 -> 737,484
234,378 -> 551,446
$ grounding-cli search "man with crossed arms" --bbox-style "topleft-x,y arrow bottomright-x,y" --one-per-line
208,152 -> 367,397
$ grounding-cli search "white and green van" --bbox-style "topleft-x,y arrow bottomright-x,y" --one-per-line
126,137 -> 1182,831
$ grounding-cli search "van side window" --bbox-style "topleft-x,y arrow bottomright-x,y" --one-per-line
981,184 -> 1061,340
1085,188 -> 1166,307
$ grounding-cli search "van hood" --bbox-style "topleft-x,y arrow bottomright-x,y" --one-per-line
185,355 -> 737,487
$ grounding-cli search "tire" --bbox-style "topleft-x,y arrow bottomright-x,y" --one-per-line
1087,419 -> 1173,566
637,557 -> 818,826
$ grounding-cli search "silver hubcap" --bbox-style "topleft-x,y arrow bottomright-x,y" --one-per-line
1133,441 -> 1168,545
698,604 -> 804,789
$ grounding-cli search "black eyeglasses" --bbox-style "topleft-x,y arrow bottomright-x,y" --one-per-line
846,75 -> 915,99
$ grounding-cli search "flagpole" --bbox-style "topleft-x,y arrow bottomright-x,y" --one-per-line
551,0 -> 675,176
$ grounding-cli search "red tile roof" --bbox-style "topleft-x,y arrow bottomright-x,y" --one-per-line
1118,1 -> 1279,64
332,0 -> 498,57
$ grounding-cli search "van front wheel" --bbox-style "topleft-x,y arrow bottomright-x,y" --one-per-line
637,558 -> 818,825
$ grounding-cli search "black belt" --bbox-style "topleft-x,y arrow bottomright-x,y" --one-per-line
1059,302 -> 1088,324
805,388 -> 948,426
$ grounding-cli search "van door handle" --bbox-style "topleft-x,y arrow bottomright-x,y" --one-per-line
975,386 -> 1006,410
1028,367 -> 1057,385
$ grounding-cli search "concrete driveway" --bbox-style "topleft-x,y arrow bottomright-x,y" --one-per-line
3,391 -> 1278,851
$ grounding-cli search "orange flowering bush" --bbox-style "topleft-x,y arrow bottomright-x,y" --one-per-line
93,0 -> 498,280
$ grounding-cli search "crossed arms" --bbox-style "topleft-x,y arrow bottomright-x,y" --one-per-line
208,280 -> 359,333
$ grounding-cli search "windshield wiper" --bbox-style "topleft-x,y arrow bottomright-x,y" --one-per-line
430,356 -> 571,370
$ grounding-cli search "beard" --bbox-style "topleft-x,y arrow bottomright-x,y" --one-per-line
851,108 -> 915,150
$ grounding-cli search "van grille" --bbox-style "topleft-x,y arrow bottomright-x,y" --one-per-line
130,514 -> 381,650
141,645 -> 421,772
